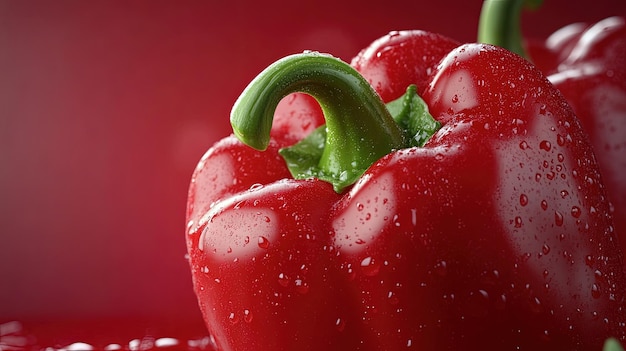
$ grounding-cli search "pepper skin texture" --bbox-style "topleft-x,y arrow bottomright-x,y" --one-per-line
527,17 -> 626,259
186,42 -> 626,350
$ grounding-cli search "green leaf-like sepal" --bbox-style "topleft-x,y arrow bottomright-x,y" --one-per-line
279,84 -> 440,190
387,84 -> 441,147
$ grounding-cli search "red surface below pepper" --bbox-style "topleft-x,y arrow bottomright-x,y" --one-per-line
185,22 -> 626,349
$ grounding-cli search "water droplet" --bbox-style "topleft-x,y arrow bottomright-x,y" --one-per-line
586,255 -> 595,267
228,312 -> 239,324
249,183 -> 264,191
571,206 -> 581,218
434,260 -> 447,276
557,153 -> 565,162
542,244 -> 551,255
514,194 -> 525,208
278,273 -> 290,287
244,309 -> 254,323
335,318 -> 346,332
294,279 -> 310,294
519,141 -> 529,150
556,134 -> 565,146
591,284 -> 601,298
356,203 -> 364,211
554,211 -> 564,226
529,296 -> 542,314
560,190 -> 569,198
514,216 -> 523,228
452,94 -> 459,103
539,140 -> 552,151
360,256 -> 381,276
388,291 -> 400,305
541,200 -> 548,211
258,236 -> 270,249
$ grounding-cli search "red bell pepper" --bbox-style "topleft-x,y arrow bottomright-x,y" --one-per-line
533,17 -> 626,263
186,45 -> 625,351
477,1 -> 626,267
185,1 -> 626,349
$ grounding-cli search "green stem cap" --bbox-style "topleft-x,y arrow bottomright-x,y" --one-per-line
477,0 -> 543,58
230,52 -> 406,192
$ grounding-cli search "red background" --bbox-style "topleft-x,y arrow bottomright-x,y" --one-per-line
1,0 -> 625,345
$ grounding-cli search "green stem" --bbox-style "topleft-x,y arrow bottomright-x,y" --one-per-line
230,52 -> 406,192
477,0 -> 541,58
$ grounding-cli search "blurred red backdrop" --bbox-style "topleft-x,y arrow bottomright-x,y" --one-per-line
1,0 -> 624,345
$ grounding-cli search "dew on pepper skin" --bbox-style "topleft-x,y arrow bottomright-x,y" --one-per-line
277,273 -> 290,287
586,255 -> 595,267
228,312 -> 239,325
434,260 -> 448,277
258,236 -> 270,249
360,256 -> 381,276
519,194 -> 528,206
249,183 -> 264,191
555,211 -> 564,226
591,283 -> 602,298
539,140 -> 552,151
294,279 -> 310,294
243,309 -> 254,323
335,318 -> 346,332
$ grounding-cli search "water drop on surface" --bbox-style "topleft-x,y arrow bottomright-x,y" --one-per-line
539,140 -> 552,151
571,206 -> 581,218
249,183 -> 264,191
278,273 -> 290,287
554,211 -> 564,226
295,279 -> 310,294
591,284 -> 601,298
519,194 -> 528,206
335,318 -> 346,332
244,309 -> 254,323
529,296 -> 542,314
360,256 -> 381,276
258,236 -> 270,249
434,260 -> 447,276
519,141 -> 529,150
228,312 -> 239,325
514,216 -> 523,228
